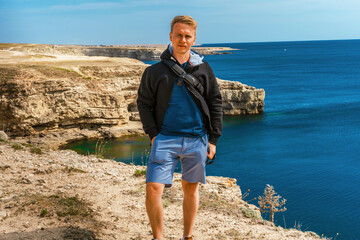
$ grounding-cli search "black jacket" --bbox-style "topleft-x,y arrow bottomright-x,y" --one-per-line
137,47 -> 223,145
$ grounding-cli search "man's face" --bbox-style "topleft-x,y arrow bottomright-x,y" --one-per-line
170,23 -> 196,56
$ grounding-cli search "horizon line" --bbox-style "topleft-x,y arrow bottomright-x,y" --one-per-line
1,38 -> 359,47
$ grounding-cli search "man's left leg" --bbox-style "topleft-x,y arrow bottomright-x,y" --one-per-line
180,135 -> 208,238
182,179 -> 200,237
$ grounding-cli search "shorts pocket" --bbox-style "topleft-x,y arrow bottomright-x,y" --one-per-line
149,134 -> 163,162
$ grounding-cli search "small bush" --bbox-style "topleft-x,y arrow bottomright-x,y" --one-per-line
134,169 -> 147,177
21,143 -> 32,147
240,207 -> 260,219
40,208 -> 49,217
12,143 -> 23,150
30,147 -> 43,155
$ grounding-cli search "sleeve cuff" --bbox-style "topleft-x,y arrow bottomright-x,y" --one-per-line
209,134 -> 220,146
148,128 -> 159,140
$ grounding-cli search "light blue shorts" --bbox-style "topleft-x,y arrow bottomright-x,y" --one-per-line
146,133 -> 208,188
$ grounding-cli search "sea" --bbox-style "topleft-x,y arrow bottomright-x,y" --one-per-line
63,39 -> 360,240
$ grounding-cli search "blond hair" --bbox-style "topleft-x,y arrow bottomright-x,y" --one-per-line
170,15 -> 197,33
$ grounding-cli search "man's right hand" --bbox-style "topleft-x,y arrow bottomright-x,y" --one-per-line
151,136 -> 156,146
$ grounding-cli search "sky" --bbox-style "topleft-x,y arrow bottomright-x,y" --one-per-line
1,0 -> 360,45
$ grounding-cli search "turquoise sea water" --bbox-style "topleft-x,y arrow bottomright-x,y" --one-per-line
64,40 -> 360,240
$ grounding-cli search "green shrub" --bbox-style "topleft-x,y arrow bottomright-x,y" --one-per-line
40,208 -> 49,217
134,169 -> 147,177
12,143 -> 23,150
30,147 -> 43,155
240,207 -> 260,219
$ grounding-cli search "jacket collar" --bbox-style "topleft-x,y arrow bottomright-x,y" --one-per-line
160,43 -> 204,67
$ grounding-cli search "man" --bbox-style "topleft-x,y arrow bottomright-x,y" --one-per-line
137,15 -> 223,240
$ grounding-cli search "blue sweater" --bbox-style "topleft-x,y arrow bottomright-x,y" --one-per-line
160,62 -> 207,137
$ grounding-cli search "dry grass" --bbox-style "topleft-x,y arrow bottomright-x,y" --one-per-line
0,66 -> 20,83
0,63 -> 99,84
0,43 -> 24,49
79,65 -> 143,78
0,43 -> 51,50
0,64 -> 82,83
199,189 -> 228,212
14,193 -> 101,228
199,187 -> 264,224
94,138 -> 107,159
20,64 -> 82,79
62,166 -> 87,174
30,54 -> 57,59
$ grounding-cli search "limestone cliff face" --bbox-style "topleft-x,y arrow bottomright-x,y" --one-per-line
0,45 -> 264,139
83,47 -> 164,61
218,79 -> 265,115
0,56 -> 146,136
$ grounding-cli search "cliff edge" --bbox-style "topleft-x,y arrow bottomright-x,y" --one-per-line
0,141 -> 322,240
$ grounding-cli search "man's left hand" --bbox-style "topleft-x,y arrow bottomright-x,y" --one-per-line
207,143 -> 216,160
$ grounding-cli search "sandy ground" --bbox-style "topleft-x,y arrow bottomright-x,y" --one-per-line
0,139 -> 325,240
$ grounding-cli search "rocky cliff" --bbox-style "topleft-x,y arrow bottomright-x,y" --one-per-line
0,44 -> 264,147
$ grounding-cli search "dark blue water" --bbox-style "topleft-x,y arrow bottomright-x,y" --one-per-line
65,40 -> 360,240
202,40 -> 360,240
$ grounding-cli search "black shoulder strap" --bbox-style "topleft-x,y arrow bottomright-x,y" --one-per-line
161,59 -> 204,95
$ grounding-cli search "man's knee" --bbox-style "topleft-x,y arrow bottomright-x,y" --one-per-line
182,180 -> 199,196
146,182 -> 165,198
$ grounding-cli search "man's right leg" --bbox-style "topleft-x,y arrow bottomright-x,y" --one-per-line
146,182 -> 165,240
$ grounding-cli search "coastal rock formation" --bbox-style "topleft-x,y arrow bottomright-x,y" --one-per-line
0,43 -> 237,61
218,79 -> 265,115
0,56 -> 145,137
0,44 -> 264,146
